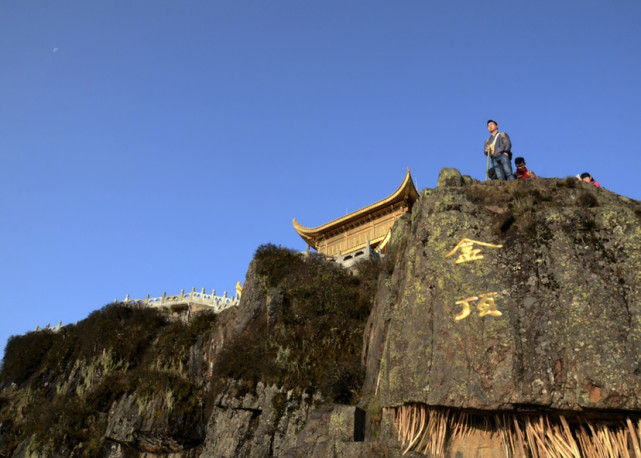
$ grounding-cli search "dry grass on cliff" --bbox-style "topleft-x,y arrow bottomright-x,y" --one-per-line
458,178 -> 621,245
389,404 -> 641,457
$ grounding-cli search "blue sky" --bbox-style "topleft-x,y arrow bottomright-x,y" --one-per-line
2,1 -> 640,356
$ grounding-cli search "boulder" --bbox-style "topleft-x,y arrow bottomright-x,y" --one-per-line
372,173 -> 641,412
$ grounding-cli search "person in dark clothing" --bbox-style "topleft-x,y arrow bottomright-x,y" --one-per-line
484,120 -> 514,181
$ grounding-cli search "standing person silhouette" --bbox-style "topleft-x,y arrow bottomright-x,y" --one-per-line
484,120 -> 514,181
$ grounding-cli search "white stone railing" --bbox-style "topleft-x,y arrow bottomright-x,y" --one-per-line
31,288 -> 240,333
121,287 -> 240,314
35,321 -> 65,333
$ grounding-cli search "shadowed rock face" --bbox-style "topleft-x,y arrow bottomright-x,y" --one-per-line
370,169 -> 641,413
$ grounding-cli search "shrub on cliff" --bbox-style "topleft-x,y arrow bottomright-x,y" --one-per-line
1,330 -> 59,385
153,310 -> 217,371
74,302 -> 167,364
216,244 -> 379,403
1,303 -> 168,389
0,302 -> 217,457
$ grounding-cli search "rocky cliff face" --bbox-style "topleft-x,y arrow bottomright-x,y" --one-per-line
0,245 -> 380,457
364,169 -> 641,456
2,169 -> 641,457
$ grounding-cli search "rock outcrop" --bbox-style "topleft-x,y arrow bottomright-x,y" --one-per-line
364,169 -> 641,455
373,170 -> 641,410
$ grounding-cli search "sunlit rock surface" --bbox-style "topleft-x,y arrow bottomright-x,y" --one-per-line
370,169 -> 641,412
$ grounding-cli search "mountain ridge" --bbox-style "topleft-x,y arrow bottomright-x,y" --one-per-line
2,168 -> 641,457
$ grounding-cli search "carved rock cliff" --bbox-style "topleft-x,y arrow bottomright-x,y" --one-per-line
364,168 -> 641,455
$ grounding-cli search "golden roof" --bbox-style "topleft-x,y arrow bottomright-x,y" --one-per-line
293,169 -> 419,250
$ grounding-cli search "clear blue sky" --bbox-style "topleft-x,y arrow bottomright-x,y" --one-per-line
2,1 -> 640,356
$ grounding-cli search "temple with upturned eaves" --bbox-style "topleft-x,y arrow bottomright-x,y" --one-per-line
293,169 -> 419,266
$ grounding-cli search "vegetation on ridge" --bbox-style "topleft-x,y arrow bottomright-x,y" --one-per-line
0,304 -> 217,456
215,243 -> 379,403
0,244 -> 380,456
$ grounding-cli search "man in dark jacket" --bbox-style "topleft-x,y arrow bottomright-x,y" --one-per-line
484,120 -> 514,181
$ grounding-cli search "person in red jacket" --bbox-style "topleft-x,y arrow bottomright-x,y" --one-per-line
514,157 -> 535,179
579,172 -> 600,187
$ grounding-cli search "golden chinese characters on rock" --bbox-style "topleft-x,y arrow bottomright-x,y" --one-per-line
445,238 -> 503,321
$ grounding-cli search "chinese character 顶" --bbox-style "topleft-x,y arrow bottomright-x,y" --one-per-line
453,292 -> 501,321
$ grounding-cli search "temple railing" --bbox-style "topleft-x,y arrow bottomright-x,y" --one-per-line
35,322 -> 65,333
121,287 -> 240,314
31,288 -> 240,333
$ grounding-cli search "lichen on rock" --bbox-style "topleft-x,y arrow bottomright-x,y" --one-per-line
367,167 -> 641,455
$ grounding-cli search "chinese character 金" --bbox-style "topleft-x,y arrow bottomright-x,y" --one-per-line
445,238 -> 503,264
453,292 -> 501,321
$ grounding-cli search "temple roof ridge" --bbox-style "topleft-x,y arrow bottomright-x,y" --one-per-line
293,168 -> 419,248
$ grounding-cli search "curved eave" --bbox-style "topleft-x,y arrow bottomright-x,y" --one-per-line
293,169 -> 419,242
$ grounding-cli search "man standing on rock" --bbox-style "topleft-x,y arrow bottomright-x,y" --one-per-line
484,120 -> 514,181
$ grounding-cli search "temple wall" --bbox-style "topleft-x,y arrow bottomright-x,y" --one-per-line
321,209 -> 406,257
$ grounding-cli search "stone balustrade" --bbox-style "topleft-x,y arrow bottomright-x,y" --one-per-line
35,321 -> 65,333
121,287 -> 240,313
32,287 -> 241,333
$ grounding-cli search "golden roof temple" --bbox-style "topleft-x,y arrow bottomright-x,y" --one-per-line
293,169 -> 419,264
